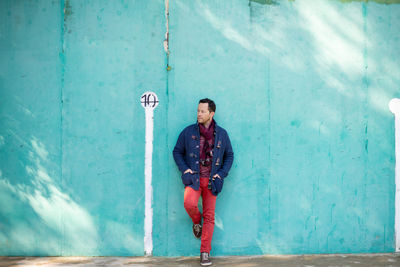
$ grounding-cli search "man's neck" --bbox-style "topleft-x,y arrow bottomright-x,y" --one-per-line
202,119 -> 212,129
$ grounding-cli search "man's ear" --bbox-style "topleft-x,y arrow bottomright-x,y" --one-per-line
210,112 -> 215,119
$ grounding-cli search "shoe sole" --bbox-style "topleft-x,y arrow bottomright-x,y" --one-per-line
200,262 -> 212,266
193,232 -> 201,239
193,225 -> 202,239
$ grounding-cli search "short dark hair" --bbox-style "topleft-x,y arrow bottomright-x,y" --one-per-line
199,98 -> 216,113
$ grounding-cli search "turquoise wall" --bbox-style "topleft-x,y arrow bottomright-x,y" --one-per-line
0,0 -> 399,256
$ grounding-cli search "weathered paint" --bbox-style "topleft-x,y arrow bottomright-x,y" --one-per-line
249,0 -> 279,5
164,0 -> 170,55
0,0 -> 399,257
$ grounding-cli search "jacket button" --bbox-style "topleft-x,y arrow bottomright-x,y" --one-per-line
196,179 -> 199,182
196,161 -> 199,164
196,145 -> 199,148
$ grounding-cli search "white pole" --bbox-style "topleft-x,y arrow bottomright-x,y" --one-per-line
141,92 -> 159,256
389,98 -> 400,252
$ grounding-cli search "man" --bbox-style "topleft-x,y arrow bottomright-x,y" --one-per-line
173,98 -> 234,266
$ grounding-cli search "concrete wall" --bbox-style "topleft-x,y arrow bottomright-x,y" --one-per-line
0,0 -> 399,256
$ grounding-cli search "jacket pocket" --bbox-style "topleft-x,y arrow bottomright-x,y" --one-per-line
212,177 -> 224,194
181,172 -> 193,186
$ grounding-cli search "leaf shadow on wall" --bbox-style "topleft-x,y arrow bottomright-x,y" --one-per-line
0,135 -> 99,255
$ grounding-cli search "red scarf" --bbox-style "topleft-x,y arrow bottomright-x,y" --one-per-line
199,119 -> 215,166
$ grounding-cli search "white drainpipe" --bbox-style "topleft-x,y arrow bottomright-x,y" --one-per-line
389,98 -> 400,252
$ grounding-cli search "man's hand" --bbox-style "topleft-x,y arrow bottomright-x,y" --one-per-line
212,174 -> 221,180
184,169 -> 194,174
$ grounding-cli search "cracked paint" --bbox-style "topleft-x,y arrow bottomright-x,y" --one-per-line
164,0 -> 169,55
63,0 -> 72,21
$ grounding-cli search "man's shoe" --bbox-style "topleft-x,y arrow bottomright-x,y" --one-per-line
193,223 -> 202,239
200,252 -> 212,266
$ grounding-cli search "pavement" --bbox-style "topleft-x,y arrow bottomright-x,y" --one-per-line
0,254 -> 399,267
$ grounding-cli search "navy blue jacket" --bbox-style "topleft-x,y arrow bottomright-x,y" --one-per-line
172,120 -> 234,196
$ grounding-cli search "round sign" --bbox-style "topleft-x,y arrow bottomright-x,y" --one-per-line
389,98 -> 400,115
141,92 -> 159,109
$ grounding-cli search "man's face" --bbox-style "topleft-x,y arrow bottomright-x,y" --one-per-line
197,103 -> 214,125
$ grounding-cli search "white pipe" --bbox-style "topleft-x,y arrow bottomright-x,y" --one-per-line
141,92 -> 159,256
144,107 -> 154,256
389,98 -> 400,252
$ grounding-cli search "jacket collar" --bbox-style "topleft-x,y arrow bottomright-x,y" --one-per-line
196,119 -> 218,132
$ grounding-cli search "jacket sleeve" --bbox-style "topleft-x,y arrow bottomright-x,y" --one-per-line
172,129 -> 190,173
216,131 -> 234,179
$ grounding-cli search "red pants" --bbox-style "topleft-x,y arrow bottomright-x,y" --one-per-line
184,177 -> 217,253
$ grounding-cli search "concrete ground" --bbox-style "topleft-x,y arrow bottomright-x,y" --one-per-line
0,254 -> 399,267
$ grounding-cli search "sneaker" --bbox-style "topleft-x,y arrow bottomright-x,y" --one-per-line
200,252 -> 212,266
193,223 -> 202,239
